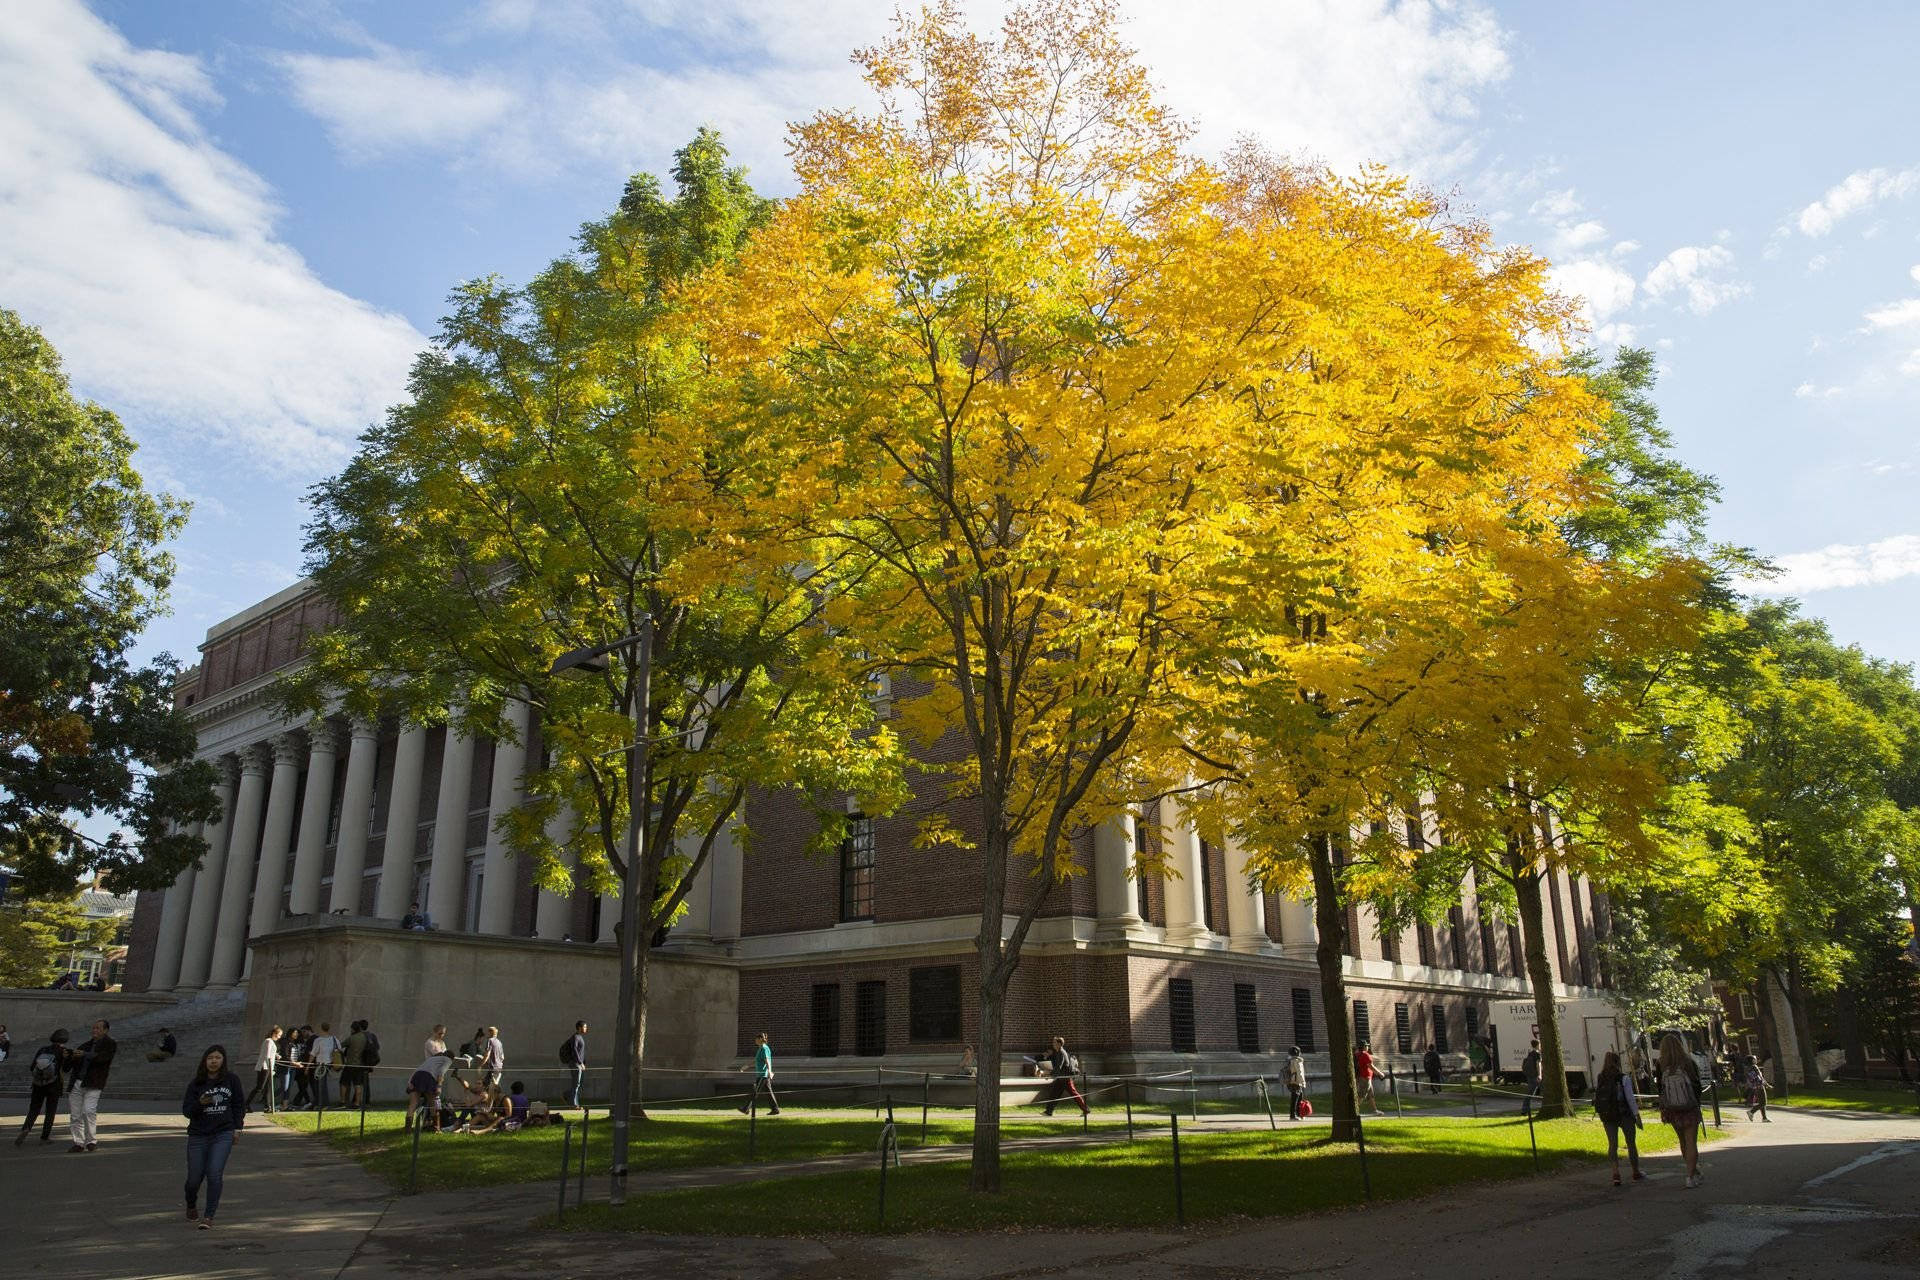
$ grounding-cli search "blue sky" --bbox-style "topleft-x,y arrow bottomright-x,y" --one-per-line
4,1 -> 1919,670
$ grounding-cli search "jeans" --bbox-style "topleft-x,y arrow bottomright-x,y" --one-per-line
1287,1085 -> 1304,1119
68,1085 -> 102,1146
567,1065 -> 585,1108
1603,1117 -> 1640,1172
185,1129 -> 236,1219
248,1068 -> 276,1111
313,1066 -> 332,1109
741,1076 -> 779,1113
20,1084 -> 60,1139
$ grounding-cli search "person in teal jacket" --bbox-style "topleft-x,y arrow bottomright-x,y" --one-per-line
737,1032 -> 781,1115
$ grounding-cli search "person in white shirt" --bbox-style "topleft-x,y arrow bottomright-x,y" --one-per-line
246,1027 -> 283,1112
481,1026 -> 505,1091
309,1023 -> 341,1109
425,1024 -> 448,1057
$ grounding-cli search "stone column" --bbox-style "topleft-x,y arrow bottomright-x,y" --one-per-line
1092,813 -> 1145,940
534,804 -> 578,940
177,759 -> 238,990
206,744 -> 271,988
287,721 -> 342,916
1274,893 -> 1317,959
477,699 -> 529,935
672,826 -> 714,944
1222,835 -> 1271,954
146,822 -> 199,991
327,719 -> 381,914
708,818 -> 743,944
242,732 -> 305,977
1159,793 -> 1210,946
427,717 -> 477,930
374,723 -> 429,920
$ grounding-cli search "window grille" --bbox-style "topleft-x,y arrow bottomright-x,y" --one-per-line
1395,1002 -> 1414,1055
839,814 -> 875,921
908,966 -> 962,1041
1431,1005 -> 1450,1054
854,980 -> 887,1056
1292,988 -> 1315,1053
1233,983 -> 1260,1054
809,983 -> 841,1058
1352,1000 -> 1372,1050
1169,978 -> 1197,1053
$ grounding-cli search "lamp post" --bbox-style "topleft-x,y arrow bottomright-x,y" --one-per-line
549,618 -> 652,1196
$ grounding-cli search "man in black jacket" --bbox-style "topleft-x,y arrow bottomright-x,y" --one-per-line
67,1019 -> 116,1151
14,1028 -> 69,1145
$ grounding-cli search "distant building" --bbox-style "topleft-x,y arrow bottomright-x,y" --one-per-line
58,878 -> 136,989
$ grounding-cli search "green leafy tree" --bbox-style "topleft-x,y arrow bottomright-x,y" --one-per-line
0,892 -> 116,987
295,132 -> 904,1107
0,309 -> 216,895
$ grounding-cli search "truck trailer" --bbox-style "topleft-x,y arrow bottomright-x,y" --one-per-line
1486,997 -> 1629,1096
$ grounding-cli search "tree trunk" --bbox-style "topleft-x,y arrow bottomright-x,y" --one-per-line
632,937 -> 652,1119
1783,960 -> 1821,1085
970,963 -> 1009,1192
1753,975 -> 1789,1089
1510,851 -> 1571,1119
1838,987 -> 1869,1079
1309,833 -> 1360,1142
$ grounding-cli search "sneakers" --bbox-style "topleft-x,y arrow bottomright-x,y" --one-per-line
1632,1170 -> 1646,1181
1611,1174 -> 1622,1187
1684,1171 -> 1704,1189
11,1132 -> 22,1147
767,1108 -> 781,1115
197,1218 -> 213,1230
86,1142 -> 97,1152
67,1144 -> 86,1153
186,1206 -> 199,1221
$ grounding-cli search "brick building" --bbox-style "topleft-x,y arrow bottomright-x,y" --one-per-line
126,579 -> 1613,1075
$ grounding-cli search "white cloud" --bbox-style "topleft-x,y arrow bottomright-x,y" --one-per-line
1529,188 -> 1581,219
277,49 -> 518,160
1610,239 -> 1640,257
280,0 -> 1514,182
1553,219 -> 1608,252
1548,258 -> 1636,328
1903,349 -> 1920,378
1911,264 -> 1920,285
0,1 -> 426,475
1795,166 -> 1920,237
1806,252 -> 1829,273
1866,298 -> 1920,330
1642,244 -> 1749,315
1746,534 -> 1920,595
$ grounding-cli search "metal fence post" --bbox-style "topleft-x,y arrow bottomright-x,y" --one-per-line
359,1084 -> 367,1138
557,1120 -> 572,1223
1356,1115 -> 1372,1200
1391,1066 -> 1403,1119
1527,1106 -> 1540,1171
1709,1080 -> 1723,1129
922,1072 -> 931,1147
1170,1111 -> 1185,1226
578,1108 -> 589,1208
1258,1077 -> 1275,1130
748,1087 -> 758,1161
1125,1079 -> 1135,1142
1189,1071 -> 1198,1122
1468,1074 -> 1479,1118
407,1111 -> 424,1194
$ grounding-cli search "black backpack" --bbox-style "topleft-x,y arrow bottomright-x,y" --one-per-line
558,1037 -> 577,1066
31,1048 -> 61,1087
361,1031 -> 381,1067
1592,1077 -> 1621,1122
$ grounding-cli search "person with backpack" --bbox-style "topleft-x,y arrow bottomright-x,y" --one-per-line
736,1031 -> 782,1116
181,1044 -> 248,1229
1423,1045 -> 1444,1095
66,1018 -> 116,1151
560,1021 -> 588,1108
1743,1052 -> 1772,1123
1521,1042 -> 1543,1112
309,1023 -> 340,1110
14,1028 -> 69,1145
1286,1045 -> 1309,1120
1039,1036 -> 1088,1117
479,1026 -> 504,1092
1592,1049 -> 1643,1186
339,1020 -> 369,1108
247,1026 -> 283,1111
1656,1033 -> 1705,1187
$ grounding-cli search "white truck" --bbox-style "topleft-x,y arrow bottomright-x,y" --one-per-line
1486,997 -> 1628,1096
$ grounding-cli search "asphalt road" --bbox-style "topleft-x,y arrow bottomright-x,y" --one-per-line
4,1098 -> 1914,1278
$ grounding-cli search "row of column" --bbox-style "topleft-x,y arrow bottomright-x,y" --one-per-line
148,699 -> 702,992
1089,795 -> 1313,957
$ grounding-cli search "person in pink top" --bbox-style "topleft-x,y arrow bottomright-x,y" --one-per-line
1354,1043 -> 1381,1115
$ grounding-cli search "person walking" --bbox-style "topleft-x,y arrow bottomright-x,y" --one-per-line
247,1026 -> 283,1111
562,1021 -> 588,1108
340,1020 -> 368,1109
65,1019 -> 116,1152
1592,1049 -> 1643,1186
15,1028 -> 69,1145
1354,1043 -> 1381,1115
480,1026 -> 505,1092
285,1027 -> 315,1109
309,1023 -> 340,1110
182,1044 -> 248,1229
1656,1033 -> 1705,1187
1522,1041 -> 1543,1113
1423,1044 -> 1443,1095
1743,1052 -> 1772,1122
1040,1036 -> 1089,1117
1285,1044 -> 1308,1120
737,1032 -> 781,1116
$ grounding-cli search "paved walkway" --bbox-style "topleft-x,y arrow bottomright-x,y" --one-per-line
5,1099 -> 1916,1278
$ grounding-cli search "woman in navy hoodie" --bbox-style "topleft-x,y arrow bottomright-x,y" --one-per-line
182,1044 -> 248,1228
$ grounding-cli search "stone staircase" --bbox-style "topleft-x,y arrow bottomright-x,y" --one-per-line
0,989 -> 248,1101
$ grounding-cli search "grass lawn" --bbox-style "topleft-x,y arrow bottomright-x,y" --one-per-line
555,1114 -> 1727,1236
1772,1082 -> 1920,1115
269,1104 -> 1126,1192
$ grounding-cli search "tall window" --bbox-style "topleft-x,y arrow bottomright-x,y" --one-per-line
1508,924 -> 1525,977
1197,840 -> 1218,932
1431,1005 -> 1451,1054
809,983 -> 842,1057
1233,983 -> 1261,1054
1465,1003 -> 1481,1044
1448,905 -> 1468,969
1479,904 -> 1499,973
1378,917 -> 1400,964
854,980 -> 887,1056
1416,924 -> 1436,967
839,814 -> 876,922
1352,1000 -> 1372,1050
908,965 -> 962,1042
1134,816 -> 1152,919
1169,978 -> 1197,1053
1395,1002 -> 1414,1054
1291,988 -> 1315,1053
